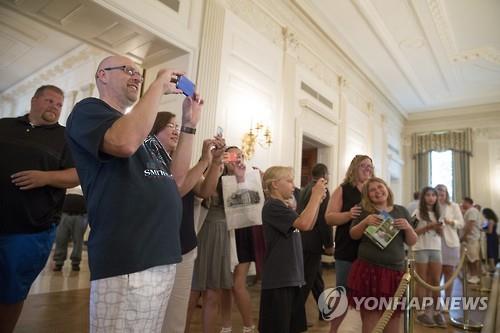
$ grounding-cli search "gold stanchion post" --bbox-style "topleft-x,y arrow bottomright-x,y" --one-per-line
449,247 -> 483,331
404,258 -> 414,333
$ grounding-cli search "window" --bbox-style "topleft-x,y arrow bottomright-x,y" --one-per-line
430,150 -> 453,200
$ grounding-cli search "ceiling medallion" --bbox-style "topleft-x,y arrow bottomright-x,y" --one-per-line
399,38 -> 425,49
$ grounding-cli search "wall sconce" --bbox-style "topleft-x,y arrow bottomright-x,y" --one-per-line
241,122 -> 272,160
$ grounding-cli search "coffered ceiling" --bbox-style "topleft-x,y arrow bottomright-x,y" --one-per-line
0,5 -> 80,92
299,0 -> 500,113
0,0 -> 184,93
2,0 -> 499,115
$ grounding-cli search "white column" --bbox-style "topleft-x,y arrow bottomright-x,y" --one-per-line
193,0 -> 226,160
337,76 -> 347,183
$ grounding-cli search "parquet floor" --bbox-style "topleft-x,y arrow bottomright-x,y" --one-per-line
15,249 -> 489,332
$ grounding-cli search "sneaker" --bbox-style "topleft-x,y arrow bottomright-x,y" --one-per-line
242,325 -> 255,333
53,264 -> 63,272
72,264 -> 80,271
467,276 -> 480,284
416,313 -> 436,327
433,313 -> 447,328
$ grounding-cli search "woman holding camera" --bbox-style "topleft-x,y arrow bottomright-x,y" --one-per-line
147,111 -> 225,333
187,146 -> 255,333
412,186 -> 445,328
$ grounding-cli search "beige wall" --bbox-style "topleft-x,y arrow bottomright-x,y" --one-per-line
197,0 -> 405,199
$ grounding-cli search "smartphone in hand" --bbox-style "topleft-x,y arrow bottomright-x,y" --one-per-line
223,152 -> 238,164
176,76 -> 196,97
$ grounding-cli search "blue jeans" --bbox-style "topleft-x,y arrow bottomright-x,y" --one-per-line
0,226 -> 56,303
335,259 -> 352,289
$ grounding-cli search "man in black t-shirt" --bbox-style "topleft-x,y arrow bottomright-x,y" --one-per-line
0,85 -> 79,332
66,55 -> 204,332
297,163 -> 333,323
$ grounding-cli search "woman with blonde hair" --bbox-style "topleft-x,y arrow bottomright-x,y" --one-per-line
325,155 -> 374,332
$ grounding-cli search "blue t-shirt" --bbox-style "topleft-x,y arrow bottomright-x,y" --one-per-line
66,98 -> 182,280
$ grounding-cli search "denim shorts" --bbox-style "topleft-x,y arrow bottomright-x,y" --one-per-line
335,259 -> 353,289
414,249 -> 442,264
0,226 -> 56,303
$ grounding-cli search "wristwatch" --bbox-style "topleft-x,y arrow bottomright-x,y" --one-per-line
180,126 -> 196,134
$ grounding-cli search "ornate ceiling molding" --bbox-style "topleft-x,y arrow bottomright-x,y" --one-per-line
294,42 -> 338,89
426,0 -> 500,68
225,0 -> 284,49
352,0 -> 430,104
453,47 -> 500,66
0,45 -> 105,100
427,0 -> 457,57
282,27 -> 299,54
226,0 -> 339,90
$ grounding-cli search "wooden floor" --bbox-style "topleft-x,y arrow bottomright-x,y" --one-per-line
15,249 -> 489,332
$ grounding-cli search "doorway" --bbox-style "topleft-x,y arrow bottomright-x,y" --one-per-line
301,136 -> 330,188
301,146 -> 317,187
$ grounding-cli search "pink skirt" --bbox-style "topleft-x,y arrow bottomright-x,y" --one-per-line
347,259 -> 404,312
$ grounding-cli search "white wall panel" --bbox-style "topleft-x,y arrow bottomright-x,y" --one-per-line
216,11 -> 283,170
343,100 -> 372,173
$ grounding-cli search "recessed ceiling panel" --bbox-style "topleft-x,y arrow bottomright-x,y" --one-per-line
443,0 -> 500,51
0,0 -> 186,93
0,32 -> 30,70
0,5 -> 81,92
306,0 -> 500,113
95,23 -> 142,48
37,0 -> 82,25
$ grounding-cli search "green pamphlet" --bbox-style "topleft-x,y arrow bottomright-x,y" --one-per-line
363,210 -> 399,250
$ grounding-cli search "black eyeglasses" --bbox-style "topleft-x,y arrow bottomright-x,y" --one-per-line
103,65 -> 144,82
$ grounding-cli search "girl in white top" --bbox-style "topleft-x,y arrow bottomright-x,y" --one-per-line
435,184 -> 464,305
413,186 -> 446,328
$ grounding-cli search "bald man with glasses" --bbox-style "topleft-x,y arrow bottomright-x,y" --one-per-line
66,55 -> 204,332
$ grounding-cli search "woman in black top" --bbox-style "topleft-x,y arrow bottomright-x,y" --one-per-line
325,154 -> 374,332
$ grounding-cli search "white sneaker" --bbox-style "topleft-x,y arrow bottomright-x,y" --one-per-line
467,276 -> 480,284
242,326 -> 255,333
